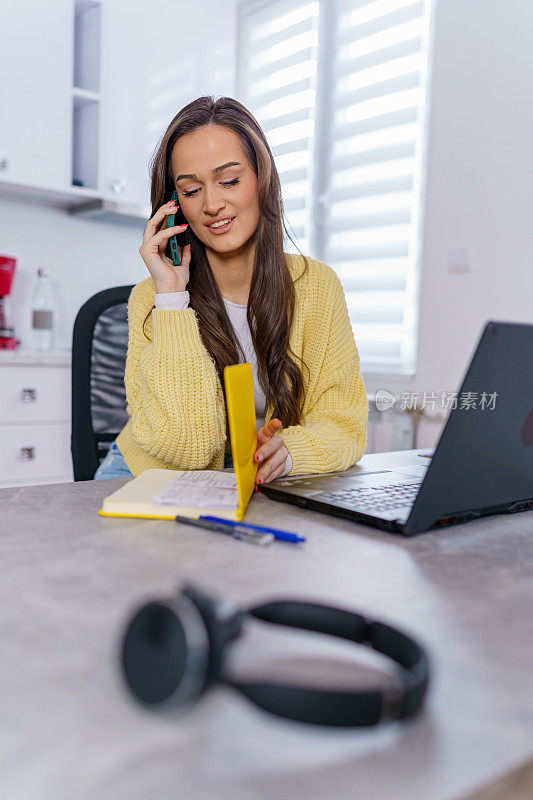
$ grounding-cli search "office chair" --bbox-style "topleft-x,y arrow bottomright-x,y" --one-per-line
71,285 -> 134,481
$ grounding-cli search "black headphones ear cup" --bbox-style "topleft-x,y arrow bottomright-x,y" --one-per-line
121,593 -> 210,709
121,585 -> 245,709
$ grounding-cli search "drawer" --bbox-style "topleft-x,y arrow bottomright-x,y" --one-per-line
0,422 -> 73,482
0,366 -> 70,423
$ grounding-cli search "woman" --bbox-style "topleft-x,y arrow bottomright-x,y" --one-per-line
95,95 -> 368,486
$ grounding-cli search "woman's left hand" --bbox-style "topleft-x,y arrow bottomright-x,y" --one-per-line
254,419 -> 289,486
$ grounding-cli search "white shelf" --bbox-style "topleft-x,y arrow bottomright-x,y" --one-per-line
71,0 -> 102,191
75,0 -> 102,18
0,177 -> 102,207
73,0 -> 101,93
72,87 -> 100,104
72,99 -> 99,189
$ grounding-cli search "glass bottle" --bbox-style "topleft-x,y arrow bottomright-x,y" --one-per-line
30,267 -> 55,351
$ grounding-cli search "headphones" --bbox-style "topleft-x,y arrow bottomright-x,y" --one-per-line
121,584 -> 430,727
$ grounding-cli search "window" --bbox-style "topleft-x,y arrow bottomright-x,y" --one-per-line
238,0 -> 433,374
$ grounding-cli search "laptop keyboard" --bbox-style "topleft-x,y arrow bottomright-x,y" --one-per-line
317,481 -> 422,514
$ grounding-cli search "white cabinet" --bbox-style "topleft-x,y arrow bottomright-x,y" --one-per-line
0,355 -> 72,488
98,0 -> 238,209
0,0 -> 238,212
0,0 -> 72,193
99,0 -> 151,206
0,0 -> 103,204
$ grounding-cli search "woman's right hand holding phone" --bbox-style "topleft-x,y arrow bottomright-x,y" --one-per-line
139,200 -> 191,294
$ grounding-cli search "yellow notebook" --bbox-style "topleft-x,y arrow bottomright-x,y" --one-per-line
99,363 -> 258,522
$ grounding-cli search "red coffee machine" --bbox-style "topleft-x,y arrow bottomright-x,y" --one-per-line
0,255 -> 18,350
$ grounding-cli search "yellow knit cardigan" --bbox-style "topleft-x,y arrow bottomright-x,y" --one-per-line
115,253 -> 368,477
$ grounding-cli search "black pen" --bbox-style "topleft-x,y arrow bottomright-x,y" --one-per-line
175,515 -> 273,546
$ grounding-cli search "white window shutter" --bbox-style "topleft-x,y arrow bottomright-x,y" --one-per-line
238,0 -> 320,254
238,0 -> 432,374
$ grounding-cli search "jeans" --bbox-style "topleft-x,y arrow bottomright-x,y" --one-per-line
93,441 -> 133,480
93,441 -> 234,479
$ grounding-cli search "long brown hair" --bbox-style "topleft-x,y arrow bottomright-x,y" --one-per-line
145,95 -> 308,427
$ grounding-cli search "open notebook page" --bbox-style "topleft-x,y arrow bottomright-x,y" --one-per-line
152,470 -> 238,509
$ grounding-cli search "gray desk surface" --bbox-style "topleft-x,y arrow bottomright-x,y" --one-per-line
1,449 -> 532,800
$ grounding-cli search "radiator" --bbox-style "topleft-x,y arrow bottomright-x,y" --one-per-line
365,393 -> 444,453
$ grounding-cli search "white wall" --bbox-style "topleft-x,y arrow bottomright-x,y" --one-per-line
2,0 -> 530,450
0,200 -> 147,349
402,0 -> 533,447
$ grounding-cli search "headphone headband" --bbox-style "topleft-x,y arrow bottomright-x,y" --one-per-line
223,600 -> 429,726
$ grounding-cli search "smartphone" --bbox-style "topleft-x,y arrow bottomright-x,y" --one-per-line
166,189 -> 185,266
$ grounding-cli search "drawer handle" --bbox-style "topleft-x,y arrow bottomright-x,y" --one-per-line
21,388 -> 38,403
20,447 -> 36,461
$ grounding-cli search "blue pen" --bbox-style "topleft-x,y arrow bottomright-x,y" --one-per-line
199,516 -> 306,544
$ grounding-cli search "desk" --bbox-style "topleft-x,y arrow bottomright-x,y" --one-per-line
1,449 -> 532,800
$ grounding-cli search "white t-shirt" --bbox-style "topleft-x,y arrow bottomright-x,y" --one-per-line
153,291 -> 292,477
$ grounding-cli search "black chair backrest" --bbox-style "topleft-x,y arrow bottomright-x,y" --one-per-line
71,285 -> 134,481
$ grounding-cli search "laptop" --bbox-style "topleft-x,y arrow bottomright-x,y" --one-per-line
259,321 -> 533,535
